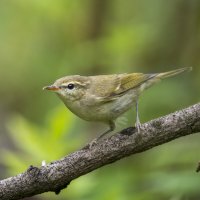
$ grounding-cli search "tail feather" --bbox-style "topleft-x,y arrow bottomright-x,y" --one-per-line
157,67 -> 192,79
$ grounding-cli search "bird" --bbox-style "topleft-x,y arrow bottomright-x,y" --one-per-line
43,67 -> 192,143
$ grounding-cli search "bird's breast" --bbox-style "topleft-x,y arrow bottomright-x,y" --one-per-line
61,89 -> 139,122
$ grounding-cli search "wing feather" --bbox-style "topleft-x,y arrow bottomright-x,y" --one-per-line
112,73 -> 157,95
89,73 -> 157,103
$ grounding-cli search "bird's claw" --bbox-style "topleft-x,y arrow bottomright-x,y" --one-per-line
135,121 -> 142,133
88,138 -> 98,149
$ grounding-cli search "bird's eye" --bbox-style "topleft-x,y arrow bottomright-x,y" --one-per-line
67,83 -> 75,90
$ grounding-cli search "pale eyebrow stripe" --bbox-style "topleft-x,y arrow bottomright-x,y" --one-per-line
61,81 -> 88,87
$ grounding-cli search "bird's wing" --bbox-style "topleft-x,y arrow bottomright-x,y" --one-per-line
112,73 -> 156,95
93,73 -> 156,103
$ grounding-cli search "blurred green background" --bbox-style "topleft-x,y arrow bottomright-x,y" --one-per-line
0,0 -> 200,199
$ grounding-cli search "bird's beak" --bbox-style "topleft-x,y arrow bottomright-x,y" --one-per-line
43,85 -> 60,91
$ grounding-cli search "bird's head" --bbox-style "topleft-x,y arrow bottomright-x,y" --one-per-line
43,75 -> 90,102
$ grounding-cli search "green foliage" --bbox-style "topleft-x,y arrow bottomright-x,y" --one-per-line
3,106 -> 78,174
0,0 -> 200,199
2,105 -> 200,200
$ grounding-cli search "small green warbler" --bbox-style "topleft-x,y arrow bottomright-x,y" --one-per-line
43,67 -> 192,141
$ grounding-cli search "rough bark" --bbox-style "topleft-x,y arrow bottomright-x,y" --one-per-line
0,103 -> 200,200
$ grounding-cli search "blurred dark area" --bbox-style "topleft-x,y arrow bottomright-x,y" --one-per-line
0,0 -> 199,199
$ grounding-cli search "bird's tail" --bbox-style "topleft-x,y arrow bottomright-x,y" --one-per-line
157,67 -> 192,79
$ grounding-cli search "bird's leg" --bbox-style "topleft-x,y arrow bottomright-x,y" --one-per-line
89,121 -> 115,147
97,121 -> 115,141
135,99 -> 141,132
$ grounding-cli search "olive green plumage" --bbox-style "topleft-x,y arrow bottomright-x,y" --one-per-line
44,67 -> 192,141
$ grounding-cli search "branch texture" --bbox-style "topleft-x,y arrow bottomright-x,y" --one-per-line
0,103 -> 200,200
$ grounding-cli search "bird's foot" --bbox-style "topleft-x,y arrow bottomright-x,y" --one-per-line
135,121 -> 142,133
87,138 -> 98,149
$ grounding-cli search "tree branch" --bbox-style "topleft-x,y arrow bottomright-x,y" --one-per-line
0,103 -> 200,200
